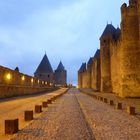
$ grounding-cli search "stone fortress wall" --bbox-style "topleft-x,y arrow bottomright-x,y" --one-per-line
78,0 -> 140,97
0,65 -> 52,98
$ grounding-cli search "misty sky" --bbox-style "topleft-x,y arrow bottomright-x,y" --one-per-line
0,0 -> 128,85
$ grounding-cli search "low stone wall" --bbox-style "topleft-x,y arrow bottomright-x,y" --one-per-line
0,65 -> 54,98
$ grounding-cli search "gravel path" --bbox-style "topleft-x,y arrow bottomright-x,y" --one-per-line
76,90 -> 140,140
11,88 -> 140,140
0,88 -> 67,140
11,89 -> 95,140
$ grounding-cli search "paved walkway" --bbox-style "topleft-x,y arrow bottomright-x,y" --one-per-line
11,89 -> 95,140
80,88 -> 140,117
0,88 -> 67,140
76,91 -> 140,140
11,88 -> 140,140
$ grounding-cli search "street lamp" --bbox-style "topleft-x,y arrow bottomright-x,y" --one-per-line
6,73 -> 11,80
31,78 -> 34,83
22,76 -> 25,81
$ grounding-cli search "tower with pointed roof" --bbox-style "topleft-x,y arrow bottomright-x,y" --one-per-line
78,0 -> 140,97
54,61 -> 67,86
86,57 -> 93,88
100,24 -> 117,93
34,54 -> 54,84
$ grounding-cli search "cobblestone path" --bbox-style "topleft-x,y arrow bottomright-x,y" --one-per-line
11,88 -> 140,140
11,89 -> 95,140
0,88 -> 67,140
76,91 -> 140,140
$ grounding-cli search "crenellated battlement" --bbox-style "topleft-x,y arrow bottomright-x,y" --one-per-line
78,1 -> 140,97
121,0 -> 138,21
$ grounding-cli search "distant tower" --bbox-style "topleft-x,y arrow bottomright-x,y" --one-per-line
100,24 -> 117,92
78,63 -> 86,88
15,67 -> 19,72
34,54 -> 54,84
91,49 -> 101,91
54,61 -> 67,85
86,57 -> 93,88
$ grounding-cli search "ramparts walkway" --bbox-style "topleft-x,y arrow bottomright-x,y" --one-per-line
1,88 -> 140,140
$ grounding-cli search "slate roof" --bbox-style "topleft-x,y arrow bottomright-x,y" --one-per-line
87,57 -> 93,65
78,63 -> 86,73
115,27 -> 121,40
34,54 -> 53,74
56,61 -> 65,71
100,24 -> 116,39
93,49 -> 100,59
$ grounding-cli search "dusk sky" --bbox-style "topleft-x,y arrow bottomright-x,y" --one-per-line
0,0 -> 128,85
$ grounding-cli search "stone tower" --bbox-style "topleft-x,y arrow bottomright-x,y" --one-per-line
78,63 -> 86,88
120,0 -> 140,97
100,24 -> 116,92
91,49 -> 101,91
34,54 -> 54,84
54,61 -> 67,86
86,57 -> 93,88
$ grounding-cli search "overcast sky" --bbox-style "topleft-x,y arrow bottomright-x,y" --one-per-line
0,0 -> 128,85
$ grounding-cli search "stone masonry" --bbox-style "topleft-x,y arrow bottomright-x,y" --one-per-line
78,0 -> 140,97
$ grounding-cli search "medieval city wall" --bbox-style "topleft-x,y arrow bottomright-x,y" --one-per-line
110,41 -> 121,95
0,66 -> 52,98
100,38 -> 112,93
119,1 -> 140,97
91,58 -> 101,91
82,71 -> 88,88
78,1 -> 140,98
86,66 -> 92,88
78,72 -> 82,88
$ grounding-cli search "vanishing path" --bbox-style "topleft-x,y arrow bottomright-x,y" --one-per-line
11,89 -> 95,140
76,90 -> 140,140
0,88 -> 67,140
4,88 -> 140,140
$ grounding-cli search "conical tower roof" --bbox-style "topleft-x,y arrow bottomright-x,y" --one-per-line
35,54 -> 53,74
100,24 -> 116,39
93,49 -> 100,59
56,61 -> 65,71
78,63 -> 86,73
87,57 -> 93,65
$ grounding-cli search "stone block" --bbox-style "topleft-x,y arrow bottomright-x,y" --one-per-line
109,100 -> 114,106
35,105 -> 42,113
47,99 -> 52,104
51,97 -> 56,101
94,95 -> 97,99
104,98 -> 108,103
5,119 -> 18,134
127,106 -> 135,115
24,111 -> 33,121
42,102 -> 48,108
116,103 -> 122,110
100,97 -> 103,101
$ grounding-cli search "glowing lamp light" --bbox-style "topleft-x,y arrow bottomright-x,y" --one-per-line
6,73 -> 11,80
31,78 -> 34,83
42,81 -> 44,84
38,80 -> 40,84
22,76 -> 25,81
45,82 -> 47,85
